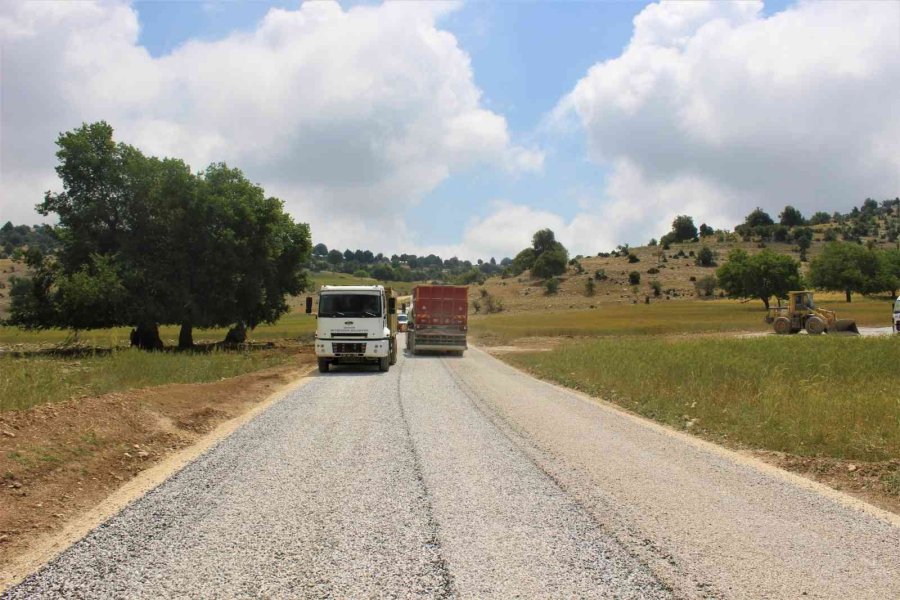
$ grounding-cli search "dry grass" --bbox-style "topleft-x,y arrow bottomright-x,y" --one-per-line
0,310 -> 317,349
506,335 -> 900,462
0,348 -> 295,412
471,297 -> 892,342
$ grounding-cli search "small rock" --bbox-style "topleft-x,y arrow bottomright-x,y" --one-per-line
137,451 -> 150,458
847,464 -> 857,473
8,482 -> 22,489
123,452 -> 132,458
53,513 -> 64,518
1,430 -> 15,438
0,534 -> 9,543
133,444 -> 141,449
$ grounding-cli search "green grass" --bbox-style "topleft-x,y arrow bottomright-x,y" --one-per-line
507,336 -> 900,461
471,298 -> 893,342
0,310 -> 317,348
0,348 -> 294,412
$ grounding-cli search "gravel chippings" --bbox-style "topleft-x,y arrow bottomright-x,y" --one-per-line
444,347 -> 900,599
5,364 -> 451,598
399,354 -> 669,598
10,337 -> 893,599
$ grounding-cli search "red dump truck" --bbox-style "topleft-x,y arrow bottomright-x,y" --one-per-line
407,285 -> 468,355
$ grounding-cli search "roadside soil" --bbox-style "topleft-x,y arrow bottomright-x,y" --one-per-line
0,349 -> 315,572
477,336 -> 900,516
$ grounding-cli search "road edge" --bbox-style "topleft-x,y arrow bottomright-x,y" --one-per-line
0,366 -> 318,593
470,343 -> 900,529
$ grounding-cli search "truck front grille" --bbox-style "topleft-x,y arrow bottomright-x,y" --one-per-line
333,342 -> 366,355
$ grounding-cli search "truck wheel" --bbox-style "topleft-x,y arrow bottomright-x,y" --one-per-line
806,316 -> 825,335
379,355 -> 390,372
390,339 -> 397,365
773,317 -> 792,335
317,358 -> 329,373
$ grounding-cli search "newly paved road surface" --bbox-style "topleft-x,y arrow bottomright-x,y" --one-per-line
6,336 -> 899,598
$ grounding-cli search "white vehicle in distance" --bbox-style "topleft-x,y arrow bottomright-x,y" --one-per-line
894,297 -> 900,334
397,313 -> 409,332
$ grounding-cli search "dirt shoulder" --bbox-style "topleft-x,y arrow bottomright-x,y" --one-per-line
0,351 -> 315,582
476,336 -> 900,516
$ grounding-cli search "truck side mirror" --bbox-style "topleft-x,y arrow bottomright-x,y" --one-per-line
305,297 -> 313,314
388,297 -> 396,314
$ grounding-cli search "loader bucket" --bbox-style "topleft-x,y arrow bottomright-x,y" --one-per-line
832,319 -> 860,335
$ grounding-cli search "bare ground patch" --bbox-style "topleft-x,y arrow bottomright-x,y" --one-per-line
0,350 -> 315,575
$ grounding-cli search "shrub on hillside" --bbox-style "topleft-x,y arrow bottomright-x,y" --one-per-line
647,267 -> 660,274
628,271 -> 641,285
649,280 -> 662,297
695,275 -> 717,297
627,252 -> 640,263
584,278 -> 596,297
594,269 -> 608,281
544,278 -> 560,295
695,246 -> 716,267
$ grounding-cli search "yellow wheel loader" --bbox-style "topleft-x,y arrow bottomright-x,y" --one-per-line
765,291 -> 859,335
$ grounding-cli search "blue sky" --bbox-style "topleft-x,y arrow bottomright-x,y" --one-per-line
133,1 -> 646,249
4,1 -> 896,259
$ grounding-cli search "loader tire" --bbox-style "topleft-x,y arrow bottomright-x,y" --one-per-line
806,316 -> 825,335
773,317 -> 792,335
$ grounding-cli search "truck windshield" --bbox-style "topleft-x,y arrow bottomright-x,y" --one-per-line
895,298 -> 900,313
319,294 -> 382,318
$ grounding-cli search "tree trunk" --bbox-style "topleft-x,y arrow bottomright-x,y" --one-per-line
224,323 -> 247,345
845,289 -> 852,303
131,322 -> 164,351
178,322 -> 193,349
761,296 -> 770,310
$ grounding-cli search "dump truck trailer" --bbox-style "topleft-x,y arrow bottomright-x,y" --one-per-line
306,285 -> 398,372
407,285 -> 468,355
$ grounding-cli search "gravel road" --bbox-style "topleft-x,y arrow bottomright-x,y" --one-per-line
6,336 -> 899,598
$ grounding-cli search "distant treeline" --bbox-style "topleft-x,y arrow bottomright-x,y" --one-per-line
307,245 -> 512,285
0,223 -> 59,258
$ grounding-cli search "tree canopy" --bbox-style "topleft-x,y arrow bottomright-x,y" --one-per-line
716,249 -> 801,309
7,122 -> 311,348
808,242 -> 884,302
779,205 -> 805,227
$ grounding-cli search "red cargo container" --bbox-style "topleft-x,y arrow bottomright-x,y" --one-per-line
407,285 -> 468,355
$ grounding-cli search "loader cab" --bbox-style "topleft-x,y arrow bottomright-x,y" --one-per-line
791,292 -> 814,313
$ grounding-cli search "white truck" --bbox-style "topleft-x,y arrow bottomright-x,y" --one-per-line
306,285 -> 398,373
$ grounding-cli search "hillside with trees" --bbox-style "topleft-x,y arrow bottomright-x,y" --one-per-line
468,199 -> 900,314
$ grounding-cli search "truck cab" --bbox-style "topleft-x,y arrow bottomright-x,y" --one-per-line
306,285 -> 398,373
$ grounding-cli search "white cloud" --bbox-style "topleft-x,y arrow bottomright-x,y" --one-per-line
549,0 -> 900,249
0,0 -> 536,250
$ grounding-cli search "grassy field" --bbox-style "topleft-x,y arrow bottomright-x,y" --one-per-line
0,310 -> 317,348
506,336 -> 900,462
0,348 -> 296,412
471,297 -> 893,342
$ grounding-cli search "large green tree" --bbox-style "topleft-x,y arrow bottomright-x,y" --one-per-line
808,242 -> 881,302
527,229 -> 569,278
8,122 -> 312,348
716,249 -> 801,309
